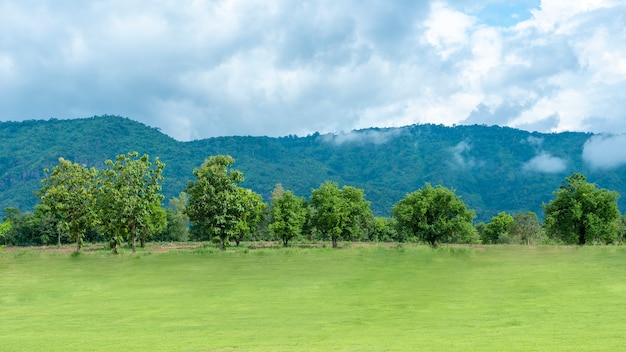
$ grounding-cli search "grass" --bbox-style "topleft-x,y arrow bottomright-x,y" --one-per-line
1,244 -> 626,351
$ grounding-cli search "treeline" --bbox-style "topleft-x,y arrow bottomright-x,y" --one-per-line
1,153 -> 625,250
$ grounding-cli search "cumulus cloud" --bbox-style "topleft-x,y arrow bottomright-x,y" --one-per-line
522,152 -> 567,173
0,0 -> 625,140
582,134 -> 626,170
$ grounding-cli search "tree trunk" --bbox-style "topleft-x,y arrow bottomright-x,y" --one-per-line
140,237 -> 145,248
219,237 -> 224,251
75,235 -> 81,252
131,223 -> 137,253
57,230 -> 61,247
332,236 -> 338,248
283,236 -> 288,247
579,227 -> 586,245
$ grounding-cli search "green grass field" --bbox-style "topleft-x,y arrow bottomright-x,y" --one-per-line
1,244 -> 626,351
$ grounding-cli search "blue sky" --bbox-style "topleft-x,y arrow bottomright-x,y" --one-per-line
0,0 -> 625,142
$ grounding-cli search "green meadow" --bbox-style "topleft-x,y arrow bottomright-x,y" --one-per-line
1,245 -> 626,351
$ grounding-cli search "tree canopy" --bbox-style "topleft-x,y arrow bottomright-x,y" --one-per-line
231,187 -> 266,246
38,158 -> 100,252
482,212 -> 514,244
392,184 -> 478,246
270,186 -> 307,247
543,173 -> 620,245
309,181 -> 373,247
185,155 -> 245,250
99,152 -> 166,253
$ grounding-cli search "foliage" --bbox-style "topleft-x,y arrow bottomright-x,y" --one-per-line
231,187 -> 266,246
99,152 -> 166,253
137,203 -> 167,248
185,155 -> 244,250
369,217 -> 398,242
392,184 -> 479,245
509,211 -> 545,245
4,116 -> 624,224
617,214 -> 626,244
482,212 -> 514,244
37,158 -> 100,251
155,192 -> 190,242
309,181 -> 374,247
269,187 -> 307,246
0,220 -> 11,239
0,206 -> 64,246
543,173 -> 620,245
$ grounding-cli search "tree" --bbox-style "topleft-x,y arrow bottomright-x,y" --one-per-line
137,203 -> 167,248
310,181 -> 373,247
0,220 -> 11,243
392,183 -> 478,246
156,192 -> 190,242
509,211 -> 544,245
270,188 -> 307,246
29,204 -> 65,246
617,214 -> 626,244
371,217 -> 398,242
482,212 -> 514,244
185,155 -> 244,250
38,158 -> 100,252
231,187 -> 266,246
543,173 -> 620,245
270,183 -> 285,201
99,152 -> 166,253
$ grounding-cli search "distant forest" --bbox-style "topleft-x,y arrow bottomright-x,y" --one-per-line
0,115 -> 623,222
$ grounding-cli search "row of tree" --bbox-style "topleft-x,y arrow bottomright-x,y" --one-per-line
1,153 -> 624,250
36,153 -> 165,253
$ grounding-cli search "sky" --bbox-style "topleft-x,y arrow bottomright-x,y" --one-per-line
1,0 -> 625,142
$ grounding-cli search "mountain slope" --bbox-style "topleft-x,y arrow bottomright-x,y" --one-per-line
0,116 -> 621,222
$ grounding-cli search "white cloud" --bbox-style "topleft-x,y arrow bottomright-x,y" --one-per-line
449,140 -> 481,168
424,2 -> 475,59
320,128 -> 404,146
0,0 -> 625,140
582,134 -> 626,170
522,152 -> 567,173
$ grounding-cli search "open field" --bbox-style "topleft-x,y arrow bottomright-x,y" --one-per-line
1,244 -> 626,351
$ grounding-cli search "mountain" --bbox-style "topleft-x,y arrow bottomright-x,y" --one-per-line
0,115 -> 623,222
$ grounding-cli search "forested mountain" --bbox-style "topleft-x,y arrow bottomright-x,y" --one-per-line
0,115 -> 622,221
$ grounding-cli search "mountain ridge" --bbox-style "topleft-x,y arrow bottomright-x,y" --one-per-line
0,115 -> 622,222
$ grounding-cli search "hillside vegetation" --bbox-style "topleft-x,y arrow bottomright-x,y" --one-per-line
0,115 -> 622,221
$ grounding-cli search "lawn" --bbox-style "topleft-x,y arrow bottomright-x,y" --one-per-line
1,244 -> 626,351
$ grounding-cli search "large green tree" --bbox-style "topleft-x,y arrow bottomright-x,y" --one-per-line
543,173 -> 620,245
99,152 -> 166,253
310,181 -> 373,247
392,184 -> 478,246
270,187 -> 307,246
185,155 -> 244,250
38,158 -> 100,252
231,187 -> 266,246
